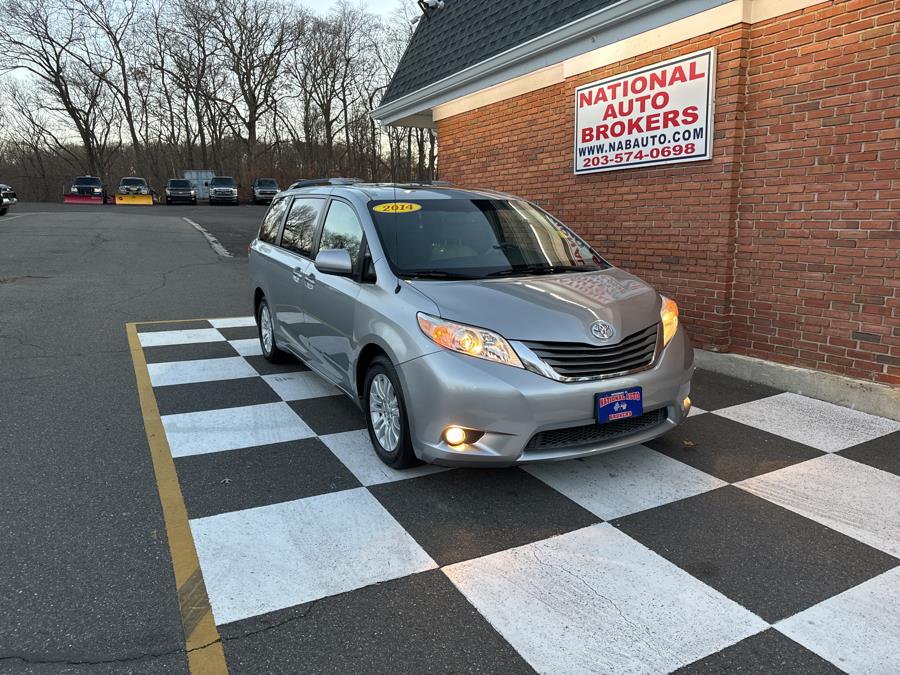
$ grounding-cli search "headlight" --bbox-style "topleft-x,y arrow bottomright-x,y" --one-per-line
93,187 -> 101,193
190,190 -> 196,195
660,296 -> 679,346
70,186 -> 77,193
165,188 -> 171,195
417,313 -> 523,368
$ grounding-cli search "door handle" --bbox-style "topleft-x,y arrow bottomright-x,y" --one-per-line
291,268 -> 304,283
305,273 -> 316,289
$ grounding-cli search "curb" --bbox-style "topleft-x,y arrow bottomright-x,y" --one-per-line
694,349 -> 900,422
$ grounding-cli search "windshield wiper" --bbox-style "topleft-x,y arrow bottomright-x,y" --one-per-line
486,265 -> 595,277
399,270 -> 475,280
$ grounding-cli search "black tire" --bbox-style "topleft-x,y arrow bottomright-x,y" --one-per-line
364,356 -> 419,468
257,298 -> 289,363
166,198 -> 171,205
0,207 -> 7,217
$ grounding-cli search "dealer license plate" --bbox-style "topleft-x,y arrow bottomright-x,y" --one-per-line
596,387 -> 643,423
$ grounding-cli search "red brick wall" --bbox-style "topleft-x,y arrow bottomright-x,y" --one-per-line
735,0 -> 899,383
435,0 -> 899,384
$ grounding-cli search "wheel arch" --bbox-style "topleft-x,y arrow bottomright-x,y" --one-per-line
253,287 -> 265,322
355,342 -> 392,400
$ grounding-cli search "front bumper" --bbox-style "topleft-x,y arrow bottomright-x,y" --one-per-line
397,328 -> 694,466
210,192 -> 239,203
167,193 -> 197,203
254,192 -> 277,202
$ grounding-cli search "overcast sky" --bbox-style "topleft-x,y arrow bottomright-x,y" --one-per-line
300,0 -> 404,17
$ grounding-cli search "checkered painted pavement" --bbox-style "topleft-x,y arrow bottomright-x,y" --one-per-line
136,317 -> 900,674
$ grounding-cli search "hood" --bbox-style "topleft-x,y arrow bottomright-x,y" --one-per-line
407,268 -> 661,343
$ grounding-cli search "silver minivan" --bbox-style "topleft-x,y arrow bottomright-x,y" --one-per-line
249,183 -> 693,468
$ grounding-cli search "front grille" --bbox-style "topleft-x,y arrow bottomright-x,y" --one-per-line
521,323 -> 659,379
525,408 -> 667,452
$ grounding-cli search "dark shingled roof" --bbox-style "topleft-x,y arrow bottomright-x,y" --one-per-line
382,0 -> 620,105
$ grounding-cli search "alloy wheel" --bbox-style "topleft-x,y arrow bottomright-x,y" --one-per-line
369,373 -> 401,451
260,304 -> 273,353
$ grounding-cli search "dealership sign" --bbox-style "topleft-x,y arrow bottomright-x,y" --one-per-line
574,48 -> 715,174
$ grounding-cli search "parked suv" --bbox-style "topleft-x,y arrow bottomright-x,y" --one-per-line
165,178 -> 197,205
65,176 -> 106,204
208,176 -> 239,205
251,178 -> 280,205
0,183 -> 16,216
249,184 -> 693,468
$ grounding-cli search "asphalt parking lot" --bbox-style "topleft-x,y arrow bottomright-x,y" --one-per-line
2,204 -> 899,673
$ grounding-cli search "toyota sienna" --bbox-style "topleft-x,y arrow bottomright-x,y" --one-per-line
249,183 -> 693,468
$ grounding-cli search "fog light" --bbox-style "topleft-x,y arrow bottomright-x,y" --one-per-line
683,396 -> 691,412
443,426 -> 467,446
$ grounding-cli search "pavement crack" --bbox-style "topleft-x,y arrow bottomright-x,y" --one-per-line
0,642 -> 189,667
0,334 -> 49,355
220,600 -> 320,644
529,548 -> 665,661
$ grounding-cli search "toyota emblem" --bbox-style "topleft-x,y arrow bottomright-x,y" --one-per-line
590,320 -> 615,341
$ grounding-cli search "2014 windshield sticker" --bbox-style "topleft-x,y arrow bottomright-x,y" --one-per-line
372,202 -> 422,213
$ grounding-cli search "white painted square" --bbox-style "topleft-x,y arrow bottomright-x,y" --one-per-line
161,402 -> 314,457
738,453 -> 900,558
263,371 -> 340,401
777,567 -> 900,675
209,316 -> 256,328
444,523 -> 767,675
320,430 -> 450,486
147,356 -> 258,387
138,328 -> 226,347
525,444 -> 726,520
191,487 -> 437,625
229,339 -> 263,357
714,393 -> 900,452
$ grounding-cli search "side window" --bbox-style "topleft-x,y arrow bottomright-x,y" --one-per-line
281,198 -> 325,257
258,197 -> 288,244
319,200 -> 363,273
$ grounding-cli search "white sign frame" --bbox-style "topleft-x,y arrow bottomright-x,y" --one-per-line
574,48 -> 716,174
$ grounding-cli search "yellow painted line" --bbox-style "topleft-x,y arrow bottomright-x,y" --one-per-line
126,323 -> 228,674
133,317 -> 252,327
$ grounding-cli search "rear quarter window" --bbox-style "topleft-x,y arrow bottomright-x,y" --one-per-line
258,198 -> 288,244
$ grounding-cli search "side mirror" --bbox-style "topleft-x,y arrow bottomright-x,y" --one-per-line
314,249 -> 353,275
204,181 -> 209,187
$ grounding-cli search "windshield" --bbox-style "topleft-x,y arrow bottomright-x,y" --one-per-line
121,177 -> 146,186
74,176 -> 101,186
210,177 -> 235,187
168,179 -> 191,188
369,198 -> 608,279
255,179 -> 277,188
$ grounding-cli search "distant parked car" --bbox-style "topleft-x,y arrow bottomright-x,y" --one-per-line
117,177 -> 151,195
115,177 -> 154,205
251,178 -> 280,205
207,176 -> 239,205
64,176 -> 106,204
165,178 -> 197,205
0,183 -> 16,216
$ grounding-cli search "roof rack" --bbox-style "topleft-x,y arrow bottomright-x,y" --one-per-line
393,179 -> 455,187
288,177 -> 362,189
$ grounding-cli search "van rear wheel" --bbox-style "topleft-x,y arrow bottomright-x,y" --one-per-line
258,298 -> 288,363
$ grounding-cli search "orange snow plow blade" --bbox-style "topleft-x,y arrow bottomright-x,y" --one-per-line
115,194 -> 153,205
64,194 -> 104,205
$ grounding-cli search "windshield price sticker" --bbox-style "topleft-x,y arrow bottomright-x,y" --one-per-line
372,202 -> 422,213
574,48 -> 715,174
